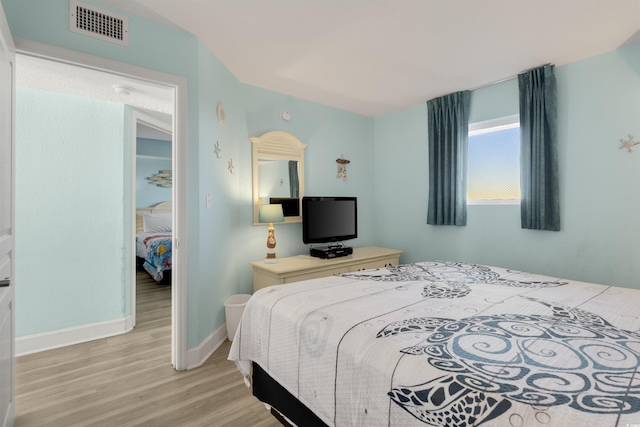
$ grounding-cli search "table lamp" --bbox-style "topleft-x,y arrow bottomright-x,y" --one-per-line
259,204 -> 284,263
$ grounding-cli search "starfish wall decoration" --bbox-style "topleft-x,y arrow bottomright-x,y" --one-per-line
620,134 -> 640,152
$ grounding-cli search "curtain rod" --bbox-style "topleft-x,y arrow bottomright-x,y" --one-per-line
469,63 -> 553,92
469,75 -> 516,92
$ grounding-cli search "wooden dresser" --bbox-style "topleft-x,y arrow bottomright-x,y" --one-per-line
251,246 -> 402,292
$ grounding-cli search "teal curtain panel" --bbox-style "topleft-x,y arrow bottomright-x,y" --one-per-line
288,160 -> 299,199
519,65 -> 560,231
427,90 -> 471,226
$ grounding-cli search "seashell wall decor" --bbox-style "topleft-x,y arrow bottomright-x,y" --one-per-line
336,155 -> 350,181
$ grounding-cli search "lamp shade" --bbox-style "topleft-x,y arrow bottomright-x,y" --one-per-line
259,204 -> 284,224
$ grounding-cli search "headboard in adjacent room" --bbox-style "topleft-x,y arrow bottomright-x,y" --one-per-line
136,200 -> 172,234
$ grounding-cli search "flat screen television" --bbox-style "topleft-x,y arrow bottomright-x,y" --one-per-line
302,196 -> 357,245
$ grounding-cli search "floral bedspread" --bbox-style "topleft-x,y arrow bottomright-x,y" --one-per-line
136,231 -> 172,283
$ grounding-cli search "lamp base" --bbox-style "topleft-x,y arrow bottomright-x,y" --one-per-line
265,250 -> 278,264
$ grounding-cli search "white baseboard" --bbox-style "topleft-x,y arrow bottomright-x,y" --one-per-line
186,323 -> 227,370
16,315 -> 134,357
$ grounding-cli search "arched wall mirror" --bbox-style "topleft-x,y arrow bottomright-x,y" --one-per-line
250,131 -> 307,224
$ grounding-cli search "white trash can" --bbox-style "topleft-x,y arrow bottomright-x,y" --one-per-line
224,294 -> 251,341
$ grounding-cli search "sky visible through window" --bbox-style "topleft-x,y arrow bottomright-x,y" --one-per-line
467,127 -> 520,201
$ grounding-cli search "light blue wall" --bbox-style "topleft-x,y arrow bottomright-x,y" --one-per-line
469,78 -> 519,124
4,0 -> 203,348
236,85 -> 376,299
15,87 -> 126,336
258,160 -> 291,199
5,0 -> 206,348
9,0 -> 638,354
373,43 -> 640,290
122,106 -> 133,319
194,40 -> 243,345
136,138 -> 172,208
193,41 -> 376,332
137,137 -> 171,157
3,0 -> 374,348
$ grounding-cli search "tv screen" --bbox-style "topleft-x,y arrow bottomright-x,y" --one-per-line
302,197 -> 357,244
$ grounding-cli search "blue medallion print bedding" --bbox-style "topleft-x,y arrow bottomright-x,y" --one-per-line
136,232 -> 172,283
229,261 -> 640,426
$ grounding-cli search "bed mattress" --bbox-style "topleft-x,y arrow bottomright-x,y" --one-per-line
229,261 -> 640,427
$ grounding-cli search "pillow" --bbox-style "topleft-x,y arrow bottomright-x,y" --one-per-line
143,213 -> 172,233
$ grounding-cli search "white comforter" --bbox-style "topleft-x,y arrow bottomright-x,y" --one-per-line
229,261 -> 640,427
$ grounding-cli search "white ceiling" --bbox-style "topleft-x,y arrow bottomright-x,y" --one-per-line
93,0 -> 640,117
16,54 -> 174,115
137,122 -> 172,141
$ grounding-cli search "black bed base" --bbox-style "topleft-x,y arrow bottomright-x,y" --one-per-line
136,255 -> 145,271
252,362 -> 328,427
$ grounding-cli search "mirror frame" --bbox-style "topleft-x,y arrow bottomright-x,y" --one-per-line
250,131 -> 307,225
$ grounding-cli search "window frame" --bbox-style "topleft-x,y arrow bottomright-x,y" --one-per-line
467,114 -> 521,206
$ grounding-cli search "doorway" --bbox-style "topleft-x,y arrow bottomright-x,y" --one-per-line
131,114 -> 173,328
13,42 -> 188,369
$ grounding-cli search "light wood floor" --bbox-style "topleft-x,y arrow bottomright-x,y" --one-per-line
15,272 -> 281,427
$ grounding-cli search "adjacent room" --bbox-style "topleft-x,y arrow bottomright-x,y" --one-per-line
1,0 -> 639,426
13,54 -> 176,356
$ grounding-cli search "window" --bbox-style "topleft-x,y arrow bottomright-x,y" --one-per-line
467,116 -> 520,204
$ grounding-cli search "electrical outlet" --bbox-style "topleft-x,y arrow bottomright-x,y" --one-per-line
206,193 -> 212,209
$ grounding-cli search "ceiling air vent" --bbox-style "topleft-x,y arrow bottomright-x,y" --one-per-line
70,0 -> 129,46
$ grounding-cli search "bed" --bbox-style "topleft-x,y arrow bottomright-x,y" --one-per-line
135,201 -> 172,285
229,260 -> 640,427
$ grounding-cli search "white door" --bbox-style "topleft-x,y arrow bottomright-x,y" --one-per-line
0,3 -> 15,427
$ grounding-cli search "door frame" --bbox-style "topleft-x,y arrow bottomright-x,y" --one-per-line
130,111 -> 172,328
0,3 -> 15,426
13,38 -> 189,370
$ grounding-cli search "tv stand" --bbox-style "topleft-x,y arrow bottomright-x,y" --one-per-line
251,246 -> 403,292
309,245 -> 353,259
